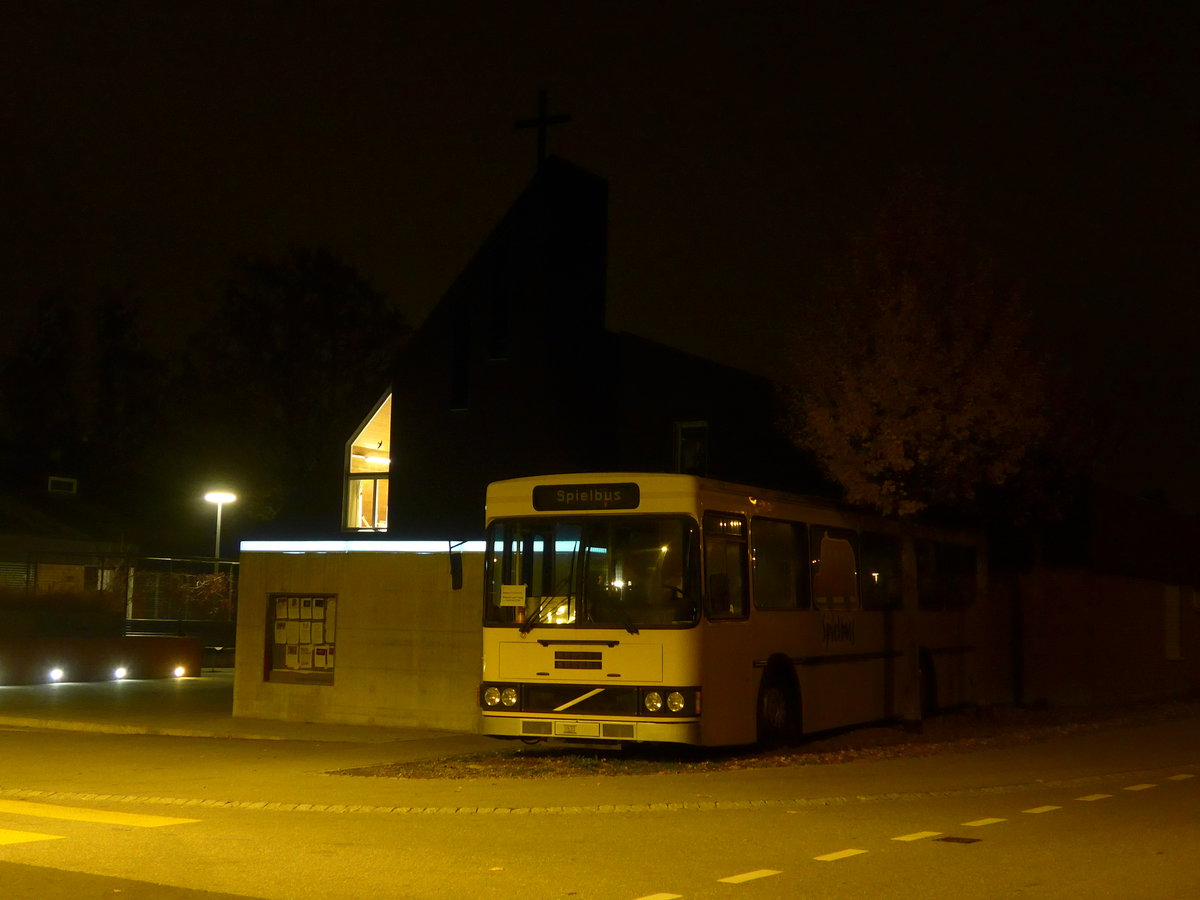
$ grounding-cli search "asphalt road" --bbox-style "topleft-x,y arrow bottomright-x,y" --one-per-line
0,673 -> 1197,898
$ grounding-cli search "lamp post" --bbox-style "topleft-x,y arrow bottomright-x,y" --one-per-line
204,491 -> 236,572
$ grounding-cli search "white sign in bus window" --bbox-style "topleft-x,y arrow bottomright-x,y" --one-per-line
500,584 -> 527,607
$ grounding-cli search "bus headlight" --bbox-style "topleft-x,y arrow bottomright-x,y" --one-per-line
482,686 -> 502,707
638,687 -> 698,716
500,687 -> 519,707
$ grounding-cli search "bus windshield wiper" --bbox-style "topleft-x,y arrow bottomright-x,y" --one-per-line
518,577 -> 575,635
518,593 -> 558,635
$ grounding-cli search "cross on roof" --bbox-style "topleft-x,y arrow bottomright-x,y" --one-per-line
514,90 -> 571,169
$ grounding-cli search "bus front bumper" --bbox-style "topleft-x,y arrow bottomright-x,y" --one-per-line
481,714 -> 702,745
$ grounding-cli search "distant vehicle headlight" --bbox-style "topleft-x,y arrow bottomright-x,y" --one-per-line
644,690 -> 663,712
48,668 -> 65,682
482,686 -> 502,707
173,666 -> 187,678
113,667 -> 128,680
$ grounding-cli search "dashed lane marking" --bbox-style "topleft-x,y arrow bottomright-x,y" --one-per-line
718,870 -> 781,884
0,798 -> 199,828
814,848 -> 868,861
0,828 -> 63,846
628,770 -> 1197,899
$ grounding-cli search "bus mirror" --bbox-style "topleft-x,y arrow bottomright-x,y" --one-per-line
450,553 -> 463,591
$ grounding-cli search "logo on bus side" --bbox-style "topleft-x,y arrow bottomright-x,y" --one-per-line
822,613 -> 856,648
532,483 -> 641,511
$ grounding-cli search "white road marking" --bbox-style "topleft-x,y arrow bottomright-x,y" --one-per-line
628,769 -> 1199,900
0,798 -> 198,828
0,828 -> 64,846
814,848 -> 868,861
718,869 -> 781,884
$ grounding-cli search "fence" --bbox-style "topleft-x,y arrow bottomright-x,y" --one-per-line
125,558 -> 239,665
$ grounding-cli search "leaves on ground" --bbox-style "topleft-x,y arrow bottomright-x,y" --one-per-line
331,699 -> 1198,780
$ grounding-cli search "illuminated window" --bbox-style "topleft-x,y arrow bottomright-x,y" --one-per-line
345,393 -> 391,531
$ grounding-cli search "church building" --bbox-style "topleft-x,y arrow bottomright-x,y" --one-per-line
342,156 -> 814,540
233,156 -> 814,730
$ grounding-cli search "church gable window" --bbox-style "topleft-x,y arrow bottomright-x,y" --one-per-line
345,393 -> 391,531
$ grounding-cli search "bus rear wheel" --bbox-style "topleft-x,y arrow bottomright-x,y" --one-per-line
756,672 -> 801,746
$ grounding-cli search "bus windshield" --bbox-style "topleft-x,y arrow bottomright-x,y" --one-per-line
484,516 -> 699,630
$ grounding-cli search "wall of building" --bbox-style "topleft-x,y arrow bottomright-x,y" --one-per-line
1018,568 -> 1200,707
233,547 -> 483,731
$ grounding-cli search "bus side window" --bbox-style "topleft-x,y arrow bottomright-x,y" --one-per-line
751,518 -> 810,610
918,540 -> 978,610
703,512 -> 748,619
811,527 -> 859,611
860,531 -> 903,610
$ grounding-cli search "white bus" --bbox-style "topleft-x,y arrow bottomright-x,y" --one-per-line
479,473 -> 1001,746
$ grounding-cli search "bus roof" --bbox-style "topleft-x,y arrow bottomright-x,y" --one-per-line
485,473 -> 984,545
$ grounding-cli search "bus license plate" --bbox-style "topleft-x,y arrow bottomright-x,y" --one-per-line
554,721 -> 600,738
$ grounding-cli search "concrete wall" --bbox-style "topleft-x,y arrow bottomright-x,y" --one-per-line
1019,568 -> 1200,707
233,548 -> 483,731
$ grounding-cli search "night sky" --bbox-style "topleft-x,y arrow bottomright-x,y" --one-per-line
4,2 -> 1198,510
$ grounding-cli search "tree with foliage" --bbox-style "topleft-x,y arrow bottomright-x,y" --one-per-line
783,182 -> 1048,517
180,247 -> 409,528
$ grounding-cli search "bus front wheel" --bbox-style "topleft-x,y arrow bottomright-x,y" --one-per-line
756,670 -> 801,746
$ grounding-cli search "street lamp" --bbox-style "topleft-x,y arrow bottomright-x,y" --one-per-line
204,491 -> 236,570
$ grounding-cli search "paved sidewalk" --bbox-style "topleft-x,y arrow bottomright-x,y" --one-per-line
0,669 -> 493,749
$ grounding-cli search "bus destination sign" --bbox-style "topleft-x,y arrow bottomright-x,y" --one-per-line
532,483 -> 641,511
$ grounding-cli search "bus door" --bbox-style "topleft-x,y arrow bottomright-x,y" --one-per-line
700,511 -> 756,744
